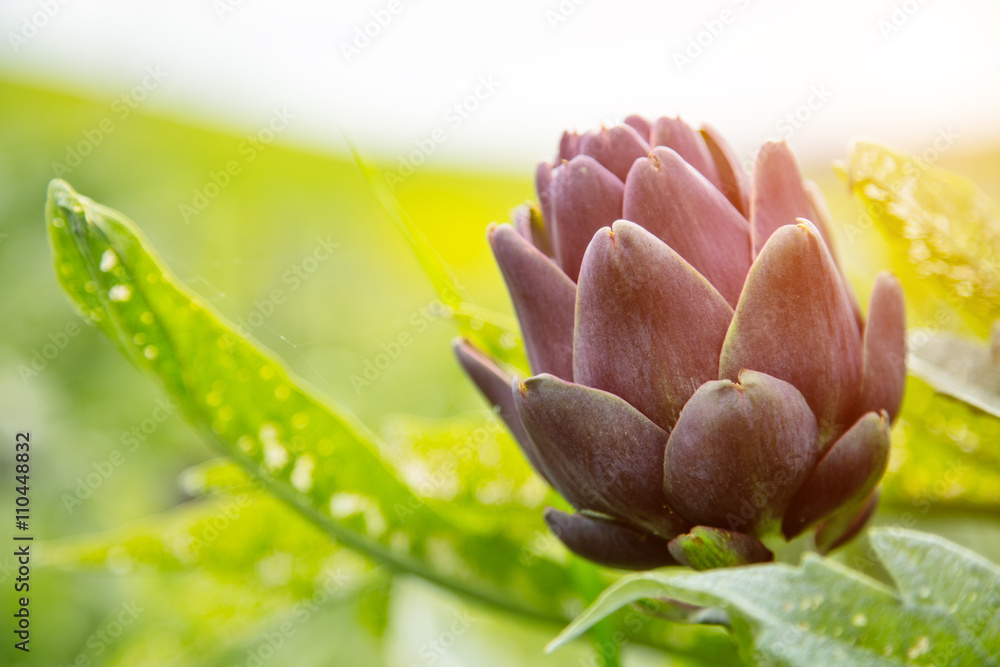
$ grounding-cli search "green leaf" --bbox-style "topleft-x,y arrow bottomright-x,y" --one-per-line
550,528 -> 1000,667
886,328 -> 1000,512
883,376 -> 1000,512
907,327 -> 1000,419
847,142 -> 1000,335
870,530 -> 1000,660
179,456 -> 260,495
565,557 -> 623,667
45,179 -> 574,623
345,143 -> 529,372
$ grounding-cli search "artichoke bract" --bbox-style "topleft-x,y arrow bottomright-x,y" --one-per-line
455,116 -> 906,570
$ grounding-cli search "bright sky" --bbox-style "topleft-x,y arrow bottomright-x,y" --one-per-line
2,0 -> 999,170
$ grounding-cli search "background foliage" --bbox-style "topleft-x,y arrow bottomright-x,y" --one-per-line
2,78 -> 1000,666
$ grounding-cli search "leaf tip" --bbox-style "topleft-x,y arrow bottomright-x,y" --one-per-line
544,629 -> 575,655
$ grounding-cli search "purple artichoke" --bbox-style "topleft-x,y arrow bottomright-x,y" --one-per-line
455,116 -> 906,570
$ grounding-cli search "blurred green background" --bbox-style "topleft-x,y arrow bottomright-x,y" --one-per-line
2,76 -> 1000,667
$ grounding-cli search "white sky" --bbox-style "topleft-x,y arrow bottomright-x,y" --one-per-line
2,0 -> 999,170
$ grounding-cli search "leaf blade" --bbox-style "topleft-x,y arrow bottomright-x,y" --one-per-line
907,328 -> 1000,419
550,528 -> 1000,667
847,141 -> 1000,335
